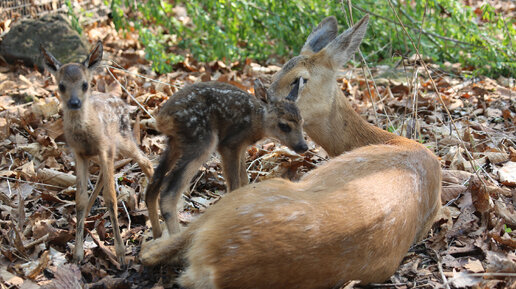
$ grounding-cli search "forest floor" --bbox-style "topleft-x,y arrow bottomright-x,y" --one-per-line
1,13 -> 515,289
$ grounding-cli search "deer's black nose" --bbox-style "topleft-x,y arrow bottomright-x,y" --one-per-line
67,98 -> 81,110
293,142 -> 308,153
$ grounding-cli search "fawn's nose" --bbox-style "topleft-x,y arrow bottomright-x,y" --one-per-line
293,142 -> 308,153
67,98 -> 81,110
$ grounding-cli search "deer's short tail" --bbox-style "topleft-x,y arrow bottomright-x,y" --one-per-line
156,113 -> 177,136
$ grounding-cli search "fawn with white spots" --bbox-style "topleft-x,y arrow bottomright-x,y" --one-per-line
145,80 -> 308,238
41,41 -> 154,265
140,15 -> 441,288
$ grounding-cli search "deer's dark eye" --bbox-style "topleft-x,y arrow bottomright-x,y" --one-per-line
290,77 -> 308,86
82,82 -> 88,92
58,83 -> 66,92
278,122 -> 291,133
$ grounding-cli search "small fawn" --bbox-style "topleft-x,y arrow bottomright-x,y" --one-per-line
140,15 -> 442,289
145,80 -> 308,238
41,41 -> 154,265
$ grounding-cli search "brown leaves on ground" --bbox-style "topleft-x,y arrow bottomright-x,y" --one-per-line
1,14 -> 515,289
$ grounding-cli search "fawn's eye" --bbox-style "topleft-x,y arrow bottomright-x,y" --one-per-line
58,83 -> 65,92
278,122 -> 291,133
82,82 -> 88,92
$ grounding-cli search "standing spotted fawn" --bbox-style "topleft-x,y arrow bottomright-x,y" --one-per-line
40,41 -> 154,265
140,15 -> 442,289
145,79 -> 307,238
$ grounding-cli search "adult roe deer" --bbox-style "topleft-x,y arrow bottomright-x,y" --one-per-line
140,15 -> 442,288
145,79 -> 308,238
41,41 -> 154,265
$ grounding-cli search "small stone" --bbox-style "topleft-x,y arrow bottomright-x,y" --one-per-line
0,14 -> 89,69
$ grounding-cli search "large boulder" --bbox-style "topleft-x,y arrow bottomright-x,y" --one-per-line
0,14 -> 89,69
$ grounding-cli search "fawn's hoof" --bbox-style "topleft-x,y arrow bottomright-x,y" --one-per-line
115,248 -> 127,266
72,248 -> 84,264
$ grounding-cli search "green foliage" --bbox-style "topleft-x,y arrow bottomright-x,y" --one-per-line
505,224 -> 513,233
66,0 -> 82,35
109,0 -> 515,77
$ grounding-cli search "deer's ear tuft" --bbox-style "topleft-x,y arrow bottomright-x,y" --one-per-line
40,44 -> 62,76
322,15 -> 369,68
83,40 -> 103,70
301,16 -> 339,55
254,78 -> 270,103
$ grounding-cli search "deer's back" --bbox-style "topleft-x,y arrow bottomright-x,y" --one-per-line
178,140 -> 441,289
157,82 -> 263,140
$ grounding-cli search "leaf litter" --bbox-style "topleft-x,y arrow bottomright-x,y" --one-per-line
0,14 -> 515,289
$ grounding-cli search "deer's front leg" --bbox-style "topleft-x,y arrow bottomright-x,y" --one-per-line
73,154 -> 89,263
239,149 -> 249,187
220,145 -> 247,192
99,147 -> 126,265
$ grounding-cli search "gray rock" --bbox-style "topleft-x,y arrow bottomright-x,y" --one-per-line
0,14 -> 89,69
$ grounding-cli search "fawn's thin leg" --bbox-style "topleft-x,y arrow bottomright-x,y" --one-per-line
99,147 -> 126,265
73,153 -> 89,263
219,145 -> 248,191
239,150 -> 249,187
86,171 -> 103,215
145,145 -> 181,238
119,137 -> 154,179
160,135 -> 217,235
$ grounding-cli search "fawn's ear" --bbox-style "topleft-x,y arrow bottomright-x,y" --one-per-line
321,15 -> 369,68
300,16 -> 339,56
83,40 -> 103,70
254,78 -> 270,103
40,44 -> 61,76
285,77 -> 305,102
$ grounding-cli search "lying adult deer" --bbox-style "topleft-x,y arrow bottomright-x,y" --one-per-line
145,80 -> 308,238
140,15 -> 442,288
41,41 -> 154,265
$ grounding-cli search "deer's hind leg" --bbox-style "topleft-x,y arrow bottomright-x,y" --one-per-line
145,141 -> 181,238
86,172 -> 103,215
73,153 -> 89,263
160,133 -> 218,235
99,145 -> 126,265
118,135 -> 154,179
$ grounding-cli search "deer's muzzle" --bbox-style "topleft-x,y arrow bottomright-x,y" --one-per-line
293,141 -> 308,153
67,97 -> 82,110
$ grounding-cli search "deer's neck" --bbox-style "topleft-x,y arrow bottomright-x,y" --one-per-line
305,90 -> 399,157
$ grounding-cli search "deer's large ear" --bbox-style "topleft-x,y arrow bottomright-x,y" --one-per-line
300,16 -> 339,55
254,78 -> 270,103
322,15 -> 369,68
40,44 -> 61,76
83,40 -> 103,70
286,77 -> 305,102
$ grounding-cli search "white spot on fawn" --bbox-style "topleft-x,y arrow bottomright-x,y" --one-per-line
285,211 -> 305,221
239,229 -> 253,240
238,204 -> 255,215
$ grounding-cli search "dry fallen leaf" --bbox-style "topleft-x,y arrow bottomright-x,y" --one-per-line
464,259 -> 484,273
469,177 -> 493,213
449,271 -> 482,287
499,162 -> 516,187
43,264 -> 83,289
